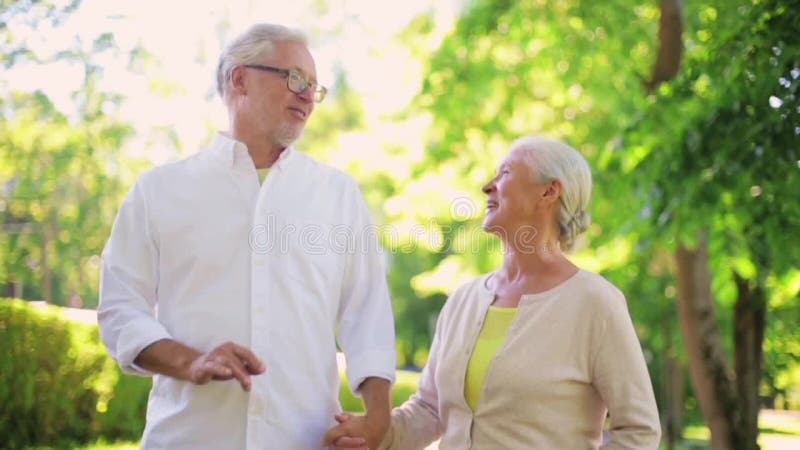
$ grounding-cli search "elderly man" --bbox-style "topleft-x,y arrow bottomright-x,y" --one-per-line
98,23 -> 396,449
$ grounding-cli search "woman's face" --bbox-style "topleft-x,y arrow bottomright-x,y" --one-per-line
481,148 -> 554,239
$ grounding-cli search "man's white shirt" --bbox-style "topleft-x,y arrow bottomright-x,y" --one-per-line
98,132 -> 396,449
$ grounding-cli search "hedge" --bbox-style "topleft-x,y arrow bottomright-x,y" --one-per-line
0,298 -> 421,448
0,299 -> 150,449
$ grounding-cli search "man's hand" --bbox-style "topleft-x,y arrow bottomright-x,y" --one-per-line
188,341 -> 266,391
134,339 -> 266,391
322,411 -> 389,450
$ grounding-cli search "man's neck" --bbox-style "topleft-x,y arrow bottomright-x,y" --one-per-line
248,141 -> 284,169
231,130 -> 285,169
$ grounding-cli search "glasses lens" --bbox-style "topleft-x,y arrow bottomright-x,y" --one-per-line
314,87 -> 327,103
287,70 -> 307,94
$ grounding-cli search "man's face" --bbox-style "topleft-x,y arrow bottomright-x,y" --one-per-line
241,40 -> 317,148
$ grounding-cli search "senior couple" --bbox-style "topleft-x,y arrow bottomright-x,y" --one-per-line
98,23 -> 661,449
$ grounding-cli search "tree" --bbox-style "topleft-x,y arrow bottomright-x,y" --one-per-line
621,1 -> 800,448
401,0 -> 800,448
0,1 -> 140,306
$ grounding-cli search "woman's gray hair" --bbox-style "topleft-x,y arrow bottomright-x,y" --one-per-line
511,136 -> 593,251
216,23 -> 308,100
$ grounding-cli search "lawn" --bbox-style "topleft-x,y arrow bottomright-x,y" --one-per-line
659,409 -> 800,450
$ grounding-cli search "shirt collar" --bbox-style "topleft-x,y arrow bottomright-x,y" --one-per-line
209,131 -> 294,171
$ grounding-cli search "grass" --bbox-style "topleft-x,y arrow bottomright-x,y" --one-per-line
76,441 -> 139,450
27,441 -> 139,450
659,410 -> 800,450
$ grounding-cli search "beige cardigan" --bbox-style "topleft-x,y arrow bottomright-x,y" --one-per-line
383,270 -> 661,449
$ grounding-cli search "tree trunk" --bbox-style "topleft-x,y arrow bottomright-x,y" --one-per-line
42,225 -> 53,303
646,0 -> 684,93
675,237 -> 738,450
4,281 -> 23,298
645,2 -> 687,446
733,273 -> 766,450
661,316 -> 683,450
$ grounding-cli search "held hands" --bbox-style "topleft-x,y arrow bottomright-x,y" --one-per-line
322,412 -> 389,450
187,341 -> 265,391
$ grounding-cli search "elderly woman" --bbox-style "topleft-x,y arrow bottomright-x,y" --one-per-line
329,136 -> 661,449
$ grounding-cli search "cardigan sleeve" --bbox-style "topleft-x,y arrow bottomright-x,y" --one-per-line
592,287 -> 661,449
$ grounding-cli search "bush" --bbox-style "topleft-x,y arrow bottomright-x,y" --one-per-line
0,298 -> 106,447
0,299 -> 148,449
97,372 -> 150,441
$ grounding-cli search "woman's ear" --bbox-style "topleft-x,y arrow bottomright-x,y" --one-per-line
542,179 -> 563,205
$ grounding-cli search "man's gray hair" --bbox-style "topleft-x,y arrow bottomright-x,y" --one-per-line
511,136 -> 593,251
216,23 -> 308,99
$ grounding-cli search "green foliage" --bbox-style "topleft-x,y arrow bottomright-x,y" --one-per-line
0,0 -> 83,67
0,89 -> 135,307
97,371 -> 151,441
298,70 -> 367,160
620,0 -> 799,272
0,298 -> 149,448
615,0 -> 800,408
0,0 -> 142,306
339,369 -> 421,413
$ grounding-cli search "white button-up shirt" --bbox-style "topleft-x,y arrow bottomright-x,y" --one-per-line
98,133 -> 397,449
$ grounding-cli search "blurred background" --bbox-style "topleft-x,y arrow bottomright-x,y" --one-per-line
1,0 -> 798,449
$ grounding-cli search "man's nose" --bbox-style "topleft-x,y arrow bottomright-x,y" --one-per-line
296,86 -> 314,103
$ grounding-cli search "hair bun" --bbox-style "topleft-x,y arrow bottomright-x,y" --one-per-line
571,210 -> 591,233
562,210 -> 591,250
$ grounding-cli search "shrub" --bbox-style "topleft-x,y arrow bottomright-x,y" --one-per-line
0,299 -> 148,448
96,371 -> 150,441
0,298 -> 105,447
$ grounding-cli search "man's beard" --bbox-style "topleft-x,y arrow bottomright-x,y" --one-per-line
273,121 -> 303,148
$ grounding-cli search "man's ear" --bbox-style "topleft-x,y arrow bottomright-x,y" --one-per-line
230,66 -> 247,96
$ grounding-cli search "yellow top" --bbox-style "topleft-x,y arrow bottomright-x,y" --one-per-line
258,167 -> 269,184
464,305 -> 517,411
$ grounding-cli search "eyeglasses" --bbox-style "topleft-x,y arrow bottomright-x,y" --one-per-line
243,64 -> 327,103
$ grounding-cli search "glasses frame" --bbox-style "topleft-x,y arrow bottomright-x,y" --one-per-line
243,64 -> 327,103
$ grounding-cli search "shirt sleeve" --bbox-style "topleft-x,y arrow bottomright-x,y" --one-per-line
98,176 -> 172,376
337,180 -> 397,392
592,288 -> 661,449
381,300 -> 449,449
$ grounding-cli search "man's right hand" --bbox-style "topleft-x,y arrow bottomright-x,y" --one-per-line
135,339 -> 265,392
188,342 -> 266,391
